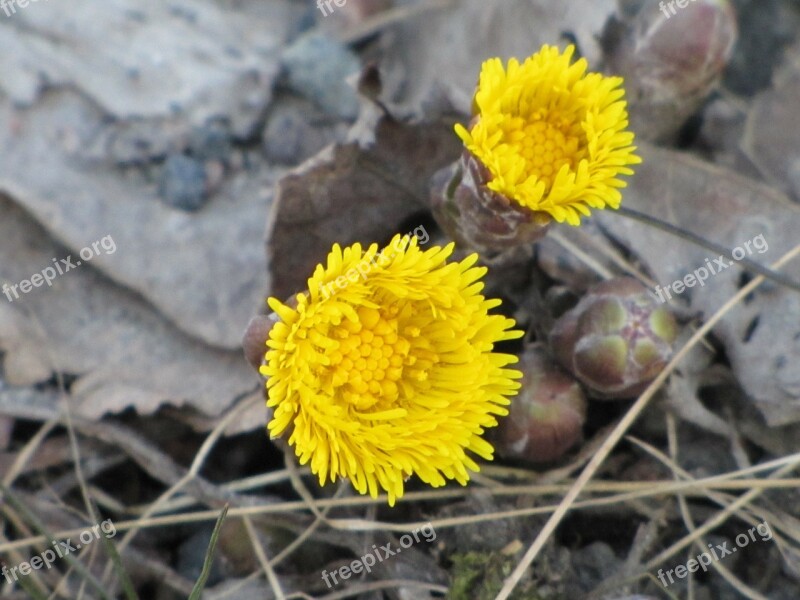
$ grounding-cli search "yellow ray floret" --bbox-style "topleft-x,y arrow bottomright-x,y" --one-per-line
455,44 -> 642,226
260,235 -> 523,505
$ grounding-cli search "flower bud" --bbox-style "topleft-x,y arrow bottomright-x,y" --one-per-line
602,0 -> 738,141
243,297 -> 301,372
243,313 -> 280,371
549,277 -> 678,399
430,153 -> 552,256
493,345 -> 587,463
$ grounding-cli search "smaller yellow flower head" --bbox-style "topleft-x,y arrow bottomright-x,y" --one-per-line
455,45 -> 642,226
261,235 -> 523,505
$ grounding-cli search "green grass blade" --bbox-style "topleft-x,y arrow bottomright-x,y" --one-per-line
97,528 -> 139,600
188,504 -> 229,600
13,571 -> 49,600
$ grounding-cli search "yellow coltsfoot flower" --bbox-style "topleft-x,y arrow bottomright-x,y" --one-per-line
260,235 -> 523,505
432,44 -> 641,253
456,44 -> 641,226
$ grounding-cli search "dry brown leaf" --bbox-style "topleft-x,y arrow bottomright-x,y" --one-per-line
267,114 -> 461,299
0,0 -> 301,349
0,197 -> 258,420
379,0 -> 617,113
596,143 -> 800,426
742,42 -> 800,201
0,0 -> 292,139
0,91 -> 280,349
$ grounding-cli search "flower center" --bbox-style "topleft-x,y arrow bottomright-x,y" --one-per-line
499,112 -> 584,188
323,305 -> 437,412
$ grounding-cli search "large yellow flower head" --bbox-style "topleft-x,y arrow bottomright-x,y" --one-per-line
261,235 -> 523,505
455,44 -> 642,226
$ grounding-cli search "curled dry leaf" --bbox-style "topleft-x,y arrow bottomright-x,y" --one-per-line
379,0 -> 617,114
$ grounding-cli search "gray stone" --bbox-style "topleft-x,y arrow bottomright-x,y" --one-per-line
572,542 -> 622,591
158,154 -> 209,212
281,32 -> 361,119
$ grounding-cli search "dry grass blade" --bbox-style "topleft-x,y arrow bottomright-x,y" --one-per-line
2,420 -> 58,487
242,515 -> 285,599
626,435 -> 800,547
0,526 -> 51,596
12,570 -> 49,600
116,390 -> 259,546
28,309 -> 144,598
288,579 -> 449,600
7,474 -> 800,556
127,468 -> 302,517
643,458 -> 800,572
548,229 -> 615,279
97,528 -> 139,600
273,484 -> 347,567
665,415 -> 770,600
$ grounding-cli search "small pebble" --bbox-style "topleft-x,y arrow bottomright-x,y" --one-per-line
281,32 -> 361,120
189,123 -> 232,163
158,154 -> 208,212
263,98 -> 347,165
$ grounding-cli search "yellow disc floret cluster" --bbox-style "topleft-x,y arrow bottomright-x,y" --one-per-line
261,235 -> 523,505
455,44 -> 642,226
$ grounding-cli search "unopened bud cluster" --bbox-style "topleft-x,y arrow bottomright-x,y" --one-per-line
549,277 -> 678,399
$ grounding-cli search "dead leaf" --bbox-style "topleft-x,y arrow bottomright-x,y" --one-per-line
0,0 -> 292,138
0,91 -> 280,349
0,0 -> 305,349
742,44 -> 800,201
0,197 -> 259,420
596,143 -> 800,426
267,114 -> 461,299
379,0 -> 617,114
